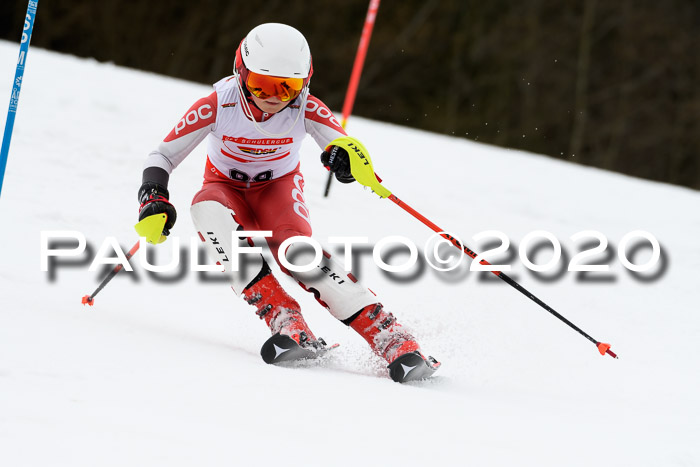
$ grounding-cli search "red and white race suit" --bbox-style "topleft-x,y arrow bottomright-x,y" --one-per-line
146,76 -> 378,320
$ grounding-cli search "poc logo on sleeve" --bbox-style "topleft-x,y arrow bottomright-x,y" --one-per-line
305,100 -> 341,128
175,104 -> 213,135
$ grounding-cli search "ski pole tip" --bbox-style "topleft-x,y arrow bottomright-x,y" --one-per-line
597,342 -> 618,359
81,295 -> 94,306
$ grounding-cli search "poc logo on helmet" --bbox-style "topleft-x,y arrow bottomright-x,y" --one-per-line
175,104 -> 213,135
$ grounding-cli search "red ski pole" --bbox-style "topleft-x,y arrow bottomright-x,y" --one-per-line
330,136 -> 618,359
325,0 -> 381,198
81,213 -> 168,306
82,241 -> 140,306
387,194 -> 617,358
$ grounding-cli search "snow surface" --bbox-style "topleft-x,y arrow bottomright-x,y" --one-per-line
1,42 -> 699,467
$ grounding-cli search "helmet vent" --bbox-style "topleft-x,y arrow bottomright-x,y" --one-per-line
255,34 -> 264,47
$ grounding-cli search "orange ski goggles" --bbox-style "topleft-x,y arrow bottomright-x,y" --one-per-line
245,71 -> 305,102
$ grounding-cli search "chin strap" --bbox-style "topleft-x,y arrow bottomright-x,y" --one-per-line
234,71 -> 308,138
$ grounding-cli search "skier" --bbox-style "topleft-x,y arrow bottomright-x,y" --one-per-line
137,23 -> 439,382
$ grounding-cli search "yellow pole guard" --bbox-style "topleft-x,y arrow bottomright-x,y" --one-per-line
327,136 -> 392,198
134,213 -> 168,244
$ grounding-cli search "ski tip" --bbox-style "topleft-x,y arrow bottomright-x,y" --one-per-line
81,295 -> 94,306
597,342 -> 617,359
260,333 -> 337,365
388,352 -> 440,383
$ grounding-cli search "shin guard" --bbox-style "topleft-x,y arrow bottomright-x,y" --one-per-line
286,243 -> 378,322
190,200 -> 264,295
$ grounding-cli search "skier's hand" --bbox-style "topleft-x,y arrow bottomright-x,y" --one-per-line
138,182 -> 177,236
321,145 -> 355,184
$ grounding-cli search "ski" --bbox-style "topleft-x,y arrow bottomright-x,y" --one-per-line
387,351 -> 441,383
260,332 -> 338,364
261,333 -> 440,383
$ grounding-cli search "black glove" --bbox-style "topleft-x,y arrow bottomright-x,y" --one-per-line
321,145 -> 355,184
138,182 -> 177,236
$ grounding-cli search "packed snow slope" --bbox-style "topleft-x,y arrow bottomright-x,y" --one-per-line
1,42 -> 699,467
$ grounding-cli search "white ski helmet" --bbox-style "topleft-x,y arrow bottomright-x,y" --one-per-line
233,23 -> 313,137
234,23 -> 313,88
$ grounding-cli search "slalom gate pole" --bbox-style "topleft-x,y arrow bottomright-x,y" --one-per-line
330,135 -> 618,359
324,0 -> 381,198
340,0 -> 381,128
0,0 -> 39,199
82,241 -> 140,306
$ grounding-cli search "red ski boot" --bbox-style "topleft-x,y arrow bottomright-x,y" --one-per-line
242,265 -> 319,349
347,303 -> 440,382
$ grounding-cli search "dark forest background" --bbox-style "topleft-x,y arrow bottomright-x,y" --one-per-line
1,1 -> 699,189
